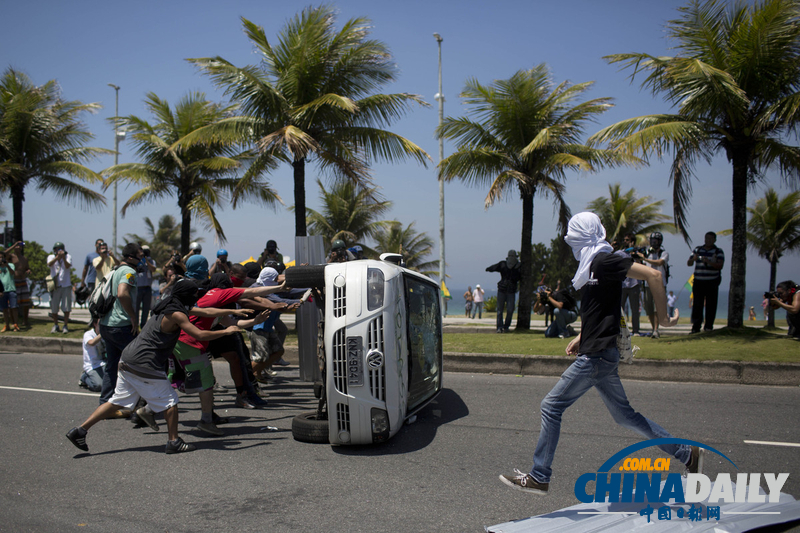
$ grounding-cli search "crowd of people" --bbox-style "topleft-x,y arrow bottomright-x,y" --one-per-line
63,238 -> 311,455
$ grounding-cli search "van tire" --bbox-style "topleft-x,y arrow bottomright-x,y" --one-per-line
292,411 -> 329,443
284,265 -> 326,289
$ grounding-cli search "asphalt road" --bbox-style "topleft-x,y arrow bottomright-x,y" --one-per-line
1,351 -> 799,533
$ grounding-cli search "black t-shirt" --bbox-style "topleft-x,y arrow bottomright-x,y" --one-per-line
578,253 -> 633,354
550,288 -> 577,312
486,260 -> 522,293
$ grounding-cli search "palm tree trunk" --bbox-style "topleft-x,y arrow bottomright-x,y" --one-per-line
293,159 -> 307,237
516,187 -> 534,330
178,193 -> 191,254
727,153 -> 749,329
11,186 -> 24,243
768,256 -> 777,328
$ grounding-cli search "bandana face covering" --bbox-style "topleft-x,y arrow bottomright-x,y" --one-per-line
564,212 -> 613,289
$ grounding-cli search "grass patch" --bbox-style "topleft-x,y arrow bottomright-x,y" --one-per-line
1,316 -> 89,339
443,327 -> 800,363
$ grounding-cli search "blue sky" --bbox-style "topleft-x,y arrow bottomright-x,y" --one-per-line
2,0 -> 797,308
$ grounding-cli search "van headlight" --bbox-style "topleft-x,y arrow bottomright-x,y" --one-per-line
366,268 -> 384,311
371,408 -> 390,443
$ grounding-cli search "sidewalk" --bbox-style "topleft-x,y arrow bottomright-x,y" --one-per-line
9,307 -> 798,387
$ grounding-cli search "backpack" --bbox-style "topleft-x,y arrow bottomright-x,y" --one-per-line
88,267 -> 119,319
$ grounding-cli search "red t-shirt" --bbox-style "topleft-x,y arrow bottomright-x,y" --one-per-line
178,287 -> 245,350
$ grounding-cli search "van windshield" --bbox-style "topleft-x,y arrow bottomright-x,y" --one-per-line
404,275 -> 443,412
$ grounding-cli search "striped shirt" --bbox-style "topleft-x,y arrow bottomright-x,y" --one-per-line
692,245 -> 724,281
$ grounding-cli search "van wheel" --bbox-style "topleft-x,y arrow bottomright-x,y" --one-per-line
284,265 -> 326,289
291,411 -> 329,443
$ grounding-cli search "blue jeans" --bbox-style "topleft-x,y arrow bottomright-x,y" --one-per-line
530,347 -> 691,483
135,286 -> 153,328
471,302 -> 483,319
496,291 -> 516,331
80,366 -> 105,392
99,324 -> 135,404
545,307 -> 577,337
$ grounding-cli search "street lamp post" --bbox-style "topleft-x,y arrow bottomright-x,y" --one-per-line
434,32 -> 445,316
108,84 -> 121,252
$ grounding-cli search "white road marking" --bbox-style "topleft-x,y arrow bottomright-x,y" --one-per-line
0,385 -> 98,397
744,440 -> 800,448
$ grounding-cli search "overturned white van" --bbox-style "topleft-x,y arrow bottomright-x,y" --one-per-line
285,254 -> 443,445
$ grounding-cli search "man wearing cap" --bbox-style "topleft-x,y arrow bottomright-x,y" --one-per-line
47,242 -> 73,334
134,245 -> 157,328
471,284 -> 485,319
486,250 -> 522,333
257,240 -> 285,270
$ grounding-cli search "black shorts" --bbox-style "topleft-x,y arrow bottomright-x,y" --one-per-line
208,329 -> 241,357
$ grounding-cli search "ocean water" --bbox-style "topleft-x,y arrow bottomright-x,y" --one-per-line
447,289 -> 783,321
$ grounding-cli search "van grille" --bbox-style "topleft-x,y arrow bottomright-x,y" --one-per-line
367,315 -> 385,402
332,327 -> 347,395
336,403 -> 350,434
333,285 -> 346,318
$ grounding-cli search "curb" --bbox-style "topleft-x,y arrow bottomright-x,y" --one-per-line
2,337 -> 797,387
444,352 -> 800,386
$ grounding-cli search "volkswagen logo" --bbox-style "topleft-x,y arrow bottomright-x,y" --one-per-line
366,349 -> 384,369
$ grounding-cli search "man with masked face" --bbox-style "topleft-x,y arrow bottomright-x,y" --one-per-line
65,279 -> 245,455
172,273 -> 287,436
500,212 -> 701,495
486,250 -> 522,333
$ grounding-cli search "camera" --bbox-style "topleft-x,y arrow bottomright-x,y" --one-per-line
536,286 -> 551,304
624,246 -> 647,258
765,291 -> 776,299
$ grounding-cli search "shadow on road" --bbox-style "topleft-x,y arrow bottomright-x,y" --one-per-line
332,387 -> 469,456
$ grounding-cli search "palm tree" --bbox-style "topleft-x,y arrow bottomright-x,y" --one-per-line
373,221 -> 437,276
104,92 -> 280,252
0,68 -> 108,242
187,7 -> 430,237
437,65 -> 636,330
591,0 -> 800,328
587,183 -> 676,244
740,188 -> 800,327
124,214 -> 202,267
305,178 -> 391,254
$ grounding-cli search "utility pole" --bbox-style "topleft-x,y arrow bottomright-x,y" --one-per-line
434,32 -> 446,316
108,84 -> 120,252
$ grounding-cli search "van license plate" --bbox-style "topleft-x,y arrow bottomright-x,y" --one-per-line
347,336 -> 364,387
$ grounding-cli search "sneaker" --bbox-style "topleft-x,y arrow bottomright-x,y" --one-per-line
651,330 -> 660,339
211,411 -> 229,425
130,412 -> 148,428
78,381 -> 89,390
277,358 -> 290,366
51,325 -> 60,334
197,420 -> 224,436
235,395 -> 256,409
685,446 -> 704,475
265,368 -> 278,377
62,326 -> 69,334
499,469 -> 549,494
212,381 -> 228,393
165,437 -> 196,454
247,394 -> 269,407
66,427 -> 88,452
497,328 -> 503,334
136,407 -> 160,432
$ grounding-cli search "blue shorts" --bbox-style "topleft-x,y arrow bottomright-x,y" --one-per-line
0,291 -> 18,310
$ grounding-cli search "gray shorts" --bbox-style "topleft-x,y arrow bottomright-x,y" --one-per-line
50,286 -> 72,314
249,329 -> 282,363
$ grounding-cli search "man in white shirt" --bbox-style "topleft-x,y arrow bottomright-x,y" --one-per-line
471,284 -> 485,319
79,320 -> 104,392
47,242 -> 73,334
